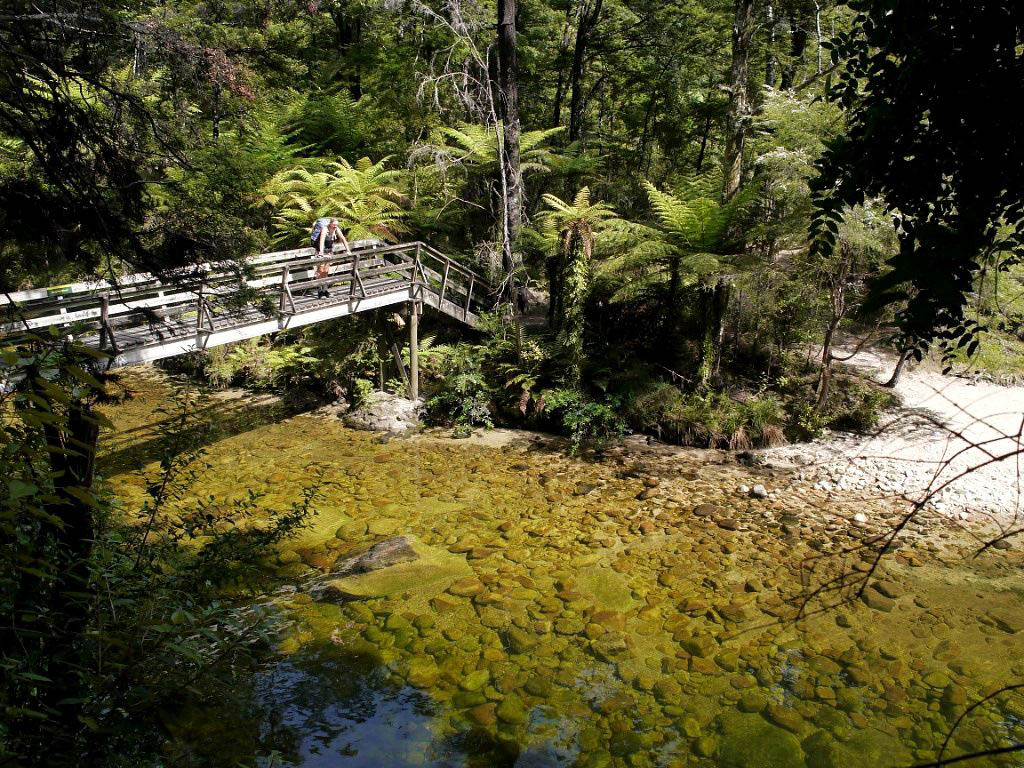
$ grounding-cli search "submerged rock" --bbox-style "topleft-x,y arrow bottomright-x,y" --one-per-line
333,535 -> 419,575
314,535 -> 472,600
718,712 -> 804,768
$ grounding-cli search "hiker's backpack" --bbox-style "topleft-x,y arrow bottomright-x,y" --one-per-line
310,217 -> 333,246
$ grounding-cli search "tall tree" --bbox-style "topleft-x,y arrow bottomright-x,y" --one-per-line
567,0 -> 603,142
779,0 -> 813,89
497,0 -> 523,277
811,0 -> 1024,353
722,0 -> 754,200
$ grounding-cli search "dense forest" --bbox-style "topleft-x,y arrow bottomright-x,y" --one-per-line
2,0 -> 1023,766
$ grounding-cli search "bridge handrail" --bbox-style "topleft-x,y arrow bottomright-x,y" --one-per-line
1,240 -> 496,346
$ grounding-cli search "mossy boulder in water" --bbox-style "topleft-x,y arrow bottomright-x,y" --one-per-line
316,535 -> 472,600
718,712 -> 804,768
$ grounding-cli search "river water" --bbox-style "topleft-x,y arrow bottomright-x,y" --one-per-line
99,370 -> 1024,768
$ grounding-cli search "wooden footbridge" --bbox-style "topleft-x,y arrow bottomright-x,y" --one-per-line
1,240 -> 496,397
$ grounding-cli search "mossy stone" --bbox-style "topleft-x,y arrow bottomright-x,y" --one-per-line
524,676 -> 553,698
496,694 -> 528,724
609,731 -> 644,757
385,613 -> 413,632
505,627 -> 537,654
344,603 -> 375,624
765,702 -> 805,734
406,659 -> 440,688
694,735 -> 718,758
461,669 -> 491,692
718,712 -> 803,768
467,702 -> 497,726
277,549 -> 301,565
320,539 -> 472,600
452,690 -> 488,708
368,518 -> 401,536
738,691 -> 767,713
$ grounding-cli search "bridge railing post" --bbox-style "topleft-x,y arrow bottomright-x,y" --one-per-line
196,281 -> 204,333
465,274 -> 474,320
98,295 -> 109,351
280,265 -> 295,314
440,260 -> 450,306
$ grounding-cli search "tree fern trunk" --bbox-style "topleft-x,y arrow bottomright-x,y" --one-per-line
560,232 -> 589,382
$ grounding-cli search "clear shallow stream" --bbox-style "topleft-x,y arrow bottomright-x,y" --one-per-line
99,370 -> 1024,768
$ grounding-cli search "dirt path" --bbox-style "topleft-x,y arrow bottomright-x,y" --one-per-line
769,343 -> 1024,532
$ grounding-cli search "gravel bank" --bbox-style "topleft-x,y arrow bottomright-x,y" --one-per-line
768,345 -> 1024,529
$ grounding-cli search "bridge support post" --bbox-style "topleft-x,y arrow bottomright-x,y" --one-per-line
409,301 -> 419,401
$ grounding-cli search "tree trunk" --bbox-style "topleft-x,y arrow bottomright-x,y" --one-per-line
711,277 -> 732,375
884,347 -> 912,388
550,0 -> 581,128
560,232 -> 590,383
568,0 -> 603,143
765,1 -> 777,87
815,314 -> 840,410
330,10 -> 363,99
815,245 -> 852,410
497,0 -> 522,280
547,254 -> 562,329
780,5 -> 811,90
722,0 -> 754,200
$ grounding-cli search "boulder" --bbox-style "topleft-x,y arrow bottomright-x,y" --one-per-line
333,535 -> 419,575
344,391 -> 423,433
718,712 -> 804,768
314,535 -> 472,601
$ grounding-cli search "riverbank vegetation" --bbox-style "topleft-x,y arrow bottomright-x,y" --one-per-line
2,0 -> 1022,764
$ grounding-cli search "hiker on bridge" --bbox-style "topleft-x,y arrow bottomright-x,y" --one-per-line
310,217 -> 351,298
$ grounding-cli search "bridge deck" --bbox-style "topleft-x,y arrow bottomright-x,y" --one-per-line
1,241 -> 495,368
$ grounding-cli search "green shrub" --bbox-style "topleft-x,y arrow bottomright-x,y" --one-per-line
783,372 -> 896,440
538,388 -> 626,454
827,375 -> 896,432
422,342 -> 494,429
625,382 -> 786,449
203,339 -> 316,391
352,377 -> 374,409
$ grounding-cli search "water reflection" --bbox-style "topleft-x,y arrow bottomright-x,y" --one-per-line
254,647 -> 522,767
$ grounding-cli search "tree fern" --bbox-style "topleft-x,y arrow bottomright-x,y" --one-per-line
414,123 -> 565,176
263,156 -> 409,245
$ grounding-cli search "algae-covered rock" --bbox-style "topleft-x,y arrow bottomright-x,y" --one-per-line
524,676 -> 553,698
316,535 -> 471,601
718,712 -> 804,768
694,734 -> 718,758
448,577 -> 486,597
496,694 -> 528,724
591,631 -> 629,662
461,669 -> 490,692
682,633 -> 717,658
367,518 -> 401,537
278,549 -> 302,565
504,627 -> 538,655
406,659 -> 440,688
577,566 -> 637,612
765,702 -> 804,734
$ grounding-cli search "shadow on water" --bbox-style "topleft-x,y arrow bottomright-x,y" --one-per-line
99,384 -> 322,477
250,645 -> 520,768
